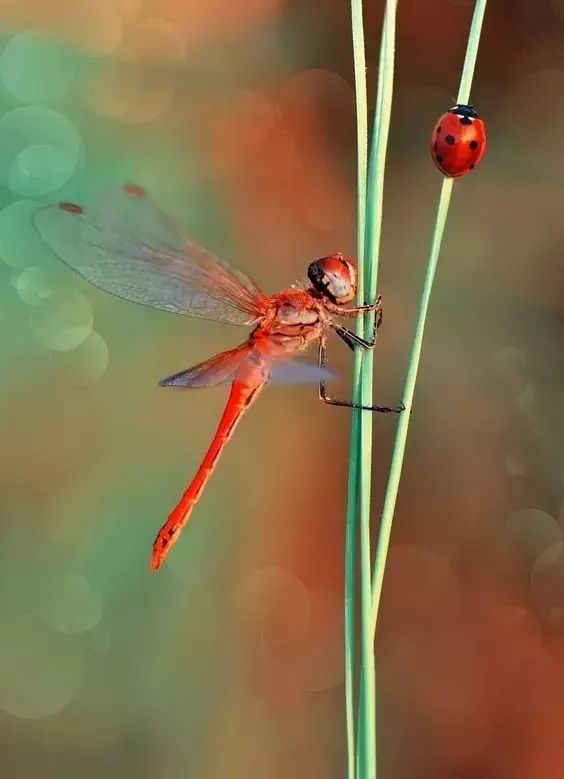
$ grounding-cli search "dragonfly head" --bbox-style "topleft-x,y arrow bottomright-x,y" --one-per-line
307,252 -> 357,305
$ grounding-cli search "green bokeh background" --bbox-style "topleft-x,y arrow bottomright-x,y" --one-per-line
2,1 -> 564,777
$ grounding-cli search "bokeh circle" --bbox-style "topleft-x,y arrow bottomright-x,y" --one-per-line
51,330 -> 109,385
30,287 -> 93,351
0,616 -> 83,719
15,266 -> 55,306
0,31 -> 76,104
0,107 -> 82,196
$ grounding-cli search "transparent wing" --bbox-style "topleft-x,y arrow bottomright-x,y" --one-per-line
159,345 -> 252,388
33,184 -> 267,326
268,359 -> 335,385
160,346 -> 335,389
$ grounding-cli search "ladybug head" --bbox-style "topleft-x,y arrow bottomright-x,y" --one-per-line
307,252 -> 357,305
448,104 -> 479,120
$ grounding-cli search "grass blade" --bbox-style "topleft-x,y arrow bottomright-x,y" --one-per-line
344,1 -> 368,777
370,0 -> 489,637
357,3 -> 398,778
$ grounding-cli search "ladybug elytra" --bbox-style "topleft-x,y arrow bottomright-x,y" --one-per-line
430,104 -> 486,178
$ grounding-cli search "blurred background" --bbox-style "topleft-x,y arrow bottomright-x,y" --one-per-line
0,0 -> 564,776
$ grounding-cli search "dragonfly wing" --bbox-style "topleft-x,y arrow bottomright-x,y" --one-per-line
33,184 -> 267,326
160,346 -> 335,389
268,358 -> 335,385
159,345 -> 253,388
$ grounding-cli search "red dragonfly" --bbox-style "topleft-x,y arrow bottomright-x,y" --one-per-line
34,184 -> 403,571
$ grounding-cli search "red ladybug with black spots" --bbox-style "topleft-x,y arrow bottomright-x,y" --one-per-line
430,104 -> 486,178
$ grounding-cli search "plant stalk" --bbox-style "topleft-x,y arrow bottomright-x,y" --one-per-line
369,0 -> 489,639
344,1 -> 368,777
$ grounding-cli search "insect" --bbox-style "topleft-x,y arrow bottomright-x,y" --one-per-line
430,103 -> 486,178
34,184 -> 404,571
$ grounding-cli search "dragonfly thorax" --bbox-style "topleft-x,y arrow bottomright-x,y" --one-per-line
275,301 -> 319,327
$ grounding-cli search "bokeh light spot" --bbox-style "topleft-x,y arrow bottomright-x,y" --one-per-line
506,509 -> 562,570
531,542 -> 564,575
15,266 -> 55,306
51,330 -> 109,385
235,566 -> 311,689
506,450 -> 528,476
0,616 -> 83,719
0,107 -> 82,196
82,65 -> 140,118
83,65 -> 173,123
31,287 -> 93,351
41,571 -> 104,635
0,200 -> 54,269
0,31 -> 76,105
121,81 -> 175,124
513,381 -> 537,416
235,566 -> 309,631
9,144 -> 76,197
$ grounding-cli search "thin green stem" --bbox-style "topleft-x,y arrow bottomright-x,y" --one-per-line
370,0 -> 488,638
344,2 -> 368,777
357,4 -> 398,779
457,0 -> 488,105
370,178 -> 453,633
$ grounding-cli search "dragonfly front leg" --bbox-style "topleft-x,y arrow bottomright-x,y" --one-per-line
331,294 -> 383,322
332,298 -> 383,351
317,335 -> 405,413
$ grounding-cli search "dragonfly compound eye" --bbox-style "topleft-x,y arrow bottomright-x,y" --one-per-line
308,253 -> 356,304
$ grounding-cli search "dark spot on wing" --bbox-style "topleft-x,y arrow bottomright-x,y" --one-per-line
59,202 -> 83,214
123,183 -> 146,198
436,125 -> 441,134
445,134 -> 456,145
436,155 -> 443,163
469,140 -> 479,150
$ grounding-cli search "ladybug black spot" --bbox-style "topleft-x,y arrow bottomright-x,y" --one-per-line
469,140 -> 478,150
445,134 -> 456,145
436,155 -> 444,163
469,163 -> 475,169
437,125 -> 442,134
460,116 -> 472,126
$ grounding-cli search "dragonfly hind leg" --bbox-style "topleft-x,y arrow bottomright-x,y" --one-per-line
318,336 -> 405,414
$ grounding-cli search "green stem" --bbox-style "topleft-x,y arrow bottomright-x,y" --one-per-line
369,0 -> 488,637
370,178 -> 453,635
457,0 -> 488,105
357,4 -> 398,778
344,2 -> 368,777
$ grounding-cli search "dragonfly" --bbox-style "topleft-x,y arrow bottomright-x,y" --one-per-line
34,184 -> 404,571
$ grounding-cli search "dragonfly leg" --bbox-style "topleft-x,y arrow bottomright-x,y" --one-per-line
334,304 -> 383,352
318,336 -> 405,413
332,294 -> 383,320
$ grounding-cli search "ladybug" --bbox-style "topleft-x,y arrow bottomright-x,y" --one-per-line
430,104 -> 486,178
